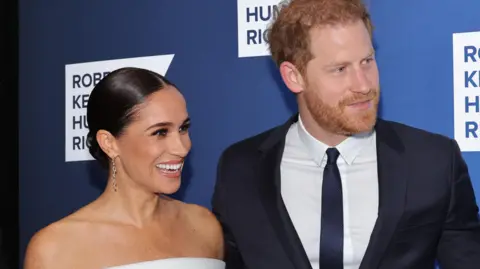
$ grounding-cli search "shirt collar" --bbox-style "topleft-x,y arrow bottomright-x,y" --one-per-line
297,115 -> 375,166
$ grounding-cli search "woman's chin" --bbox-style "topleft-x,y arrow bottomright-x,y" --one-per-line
154,176 -> 182,195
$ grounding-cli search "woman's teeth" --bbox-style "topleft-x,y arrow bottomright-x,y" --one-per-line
156,163 -> 183,173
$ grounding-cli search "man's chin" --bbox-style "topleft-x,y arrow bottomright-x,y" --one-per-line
341,116 -> 377,135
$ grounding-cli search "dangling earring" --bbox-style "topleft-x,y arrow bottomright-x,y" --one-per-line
111,157 -> 118,192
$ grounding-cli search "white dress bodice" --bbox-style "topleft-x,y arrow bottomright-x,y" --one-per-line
106,257 -> 225,269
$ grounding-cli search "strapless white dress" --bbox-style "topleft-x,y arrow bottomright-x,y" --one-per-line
106,257 -> 225,269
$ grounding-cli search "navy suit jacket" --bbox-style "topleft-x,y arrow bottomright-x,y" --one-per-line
212,114 -> 480,269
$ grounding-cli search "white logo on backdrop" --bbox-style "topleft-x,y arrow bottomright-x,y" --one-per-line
453,31 -> 480,151
237,0 -> 290,58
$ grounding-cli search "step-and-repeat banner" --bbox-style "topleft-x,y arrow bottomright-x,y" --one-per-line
19,0 -> 480,266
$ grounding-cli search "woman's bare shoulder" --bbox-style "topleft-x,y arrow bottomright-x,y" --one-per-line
23,217 -> 82,268
184,203 -> 221,228
23,207 -> 98,269
181,202 -> 224,259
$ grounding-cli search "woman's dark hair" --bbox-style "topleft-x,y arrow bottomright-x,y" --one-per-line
86,67 -> 175,168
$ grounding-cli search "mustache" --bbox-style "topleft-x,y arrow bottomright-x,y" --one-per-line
339,89 -> 378,106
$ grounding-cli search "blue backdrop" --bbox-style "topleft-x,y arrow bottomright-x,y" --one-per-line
19,0 -> 480,267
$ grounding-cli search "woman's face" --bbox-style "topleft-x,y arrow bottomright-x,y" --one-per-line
113,86 -> 191,194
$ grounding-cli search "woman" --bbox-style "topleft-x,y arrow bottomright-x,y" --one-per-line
24,68 -> 225,269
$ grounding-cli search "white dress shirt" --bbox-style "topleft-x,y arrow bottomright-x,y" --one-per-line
280,116 -> 379,269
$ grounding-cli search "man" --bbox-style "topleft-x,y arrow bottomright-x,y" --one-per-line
211,0 -> 480,268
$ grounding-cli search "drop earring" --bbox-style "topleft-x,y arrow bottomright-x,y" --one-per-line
111,157 -> 118,192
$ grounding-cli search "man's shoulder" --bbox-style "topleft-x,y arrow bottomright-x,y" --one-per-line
378,119 -> 455,150
220,125 -> 280,161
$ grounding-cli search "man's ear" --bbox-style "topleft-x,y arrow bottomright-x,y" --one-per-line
96,130 -> 120,159
279,61 -> 306,94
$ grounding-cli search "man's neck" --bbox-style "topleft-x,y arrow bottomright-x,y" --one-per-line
298,108 -> 348,147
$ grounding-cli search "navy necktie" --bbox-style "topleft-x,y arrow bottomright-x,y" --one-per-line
320,148 -> 343,269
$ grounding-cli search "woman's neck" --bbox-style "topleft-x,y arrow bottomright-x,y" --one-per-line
97,176 -> 163,228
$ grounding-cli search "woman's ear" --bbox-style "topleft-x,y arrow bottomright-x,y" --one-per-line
96,130 -> 120,159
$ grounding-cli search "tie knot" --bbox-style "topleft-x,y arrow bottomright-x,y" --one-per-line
326,148 -> 340,164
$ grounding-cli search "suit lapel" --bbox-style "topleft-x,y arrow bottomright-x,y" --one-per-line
256,115 -> 312,269
359,119 -> 408,269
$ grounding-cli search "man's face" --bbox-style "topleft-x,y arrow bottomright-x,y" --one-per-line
300,19 -> 380,135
